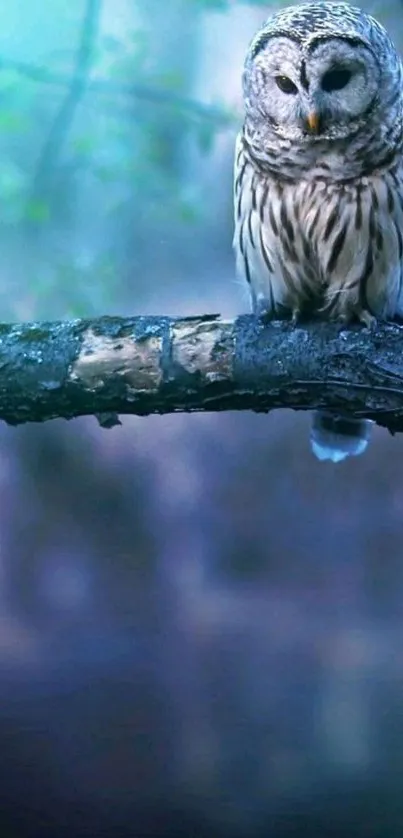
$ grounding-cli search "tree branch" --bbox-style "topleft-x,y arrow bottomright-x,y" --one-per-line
0,56 -> 235,125
0,313 -> 403,431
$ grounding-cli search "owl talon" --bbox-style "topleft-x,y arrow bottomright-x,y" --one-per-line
253,296 -> 274,322
291,309 -> 302,326
358,310 -> 377,330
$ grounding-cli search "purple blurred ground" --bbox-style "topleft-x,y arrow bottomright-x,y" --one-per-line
0,407 -> 402,837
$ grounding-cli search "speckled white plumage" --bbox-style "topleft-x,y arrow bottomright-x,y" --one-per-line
233,1 -> 403,461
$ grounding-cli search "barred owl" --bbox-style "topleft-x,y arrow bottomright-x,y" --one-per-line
233,1 -> 403,462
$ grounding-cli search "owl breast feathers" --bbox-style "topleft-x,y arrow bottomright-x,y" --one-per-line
233,1 -> 403,325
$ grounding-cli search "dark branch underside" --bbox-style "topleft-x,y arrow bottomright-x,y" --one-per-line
0,313 -> 403,431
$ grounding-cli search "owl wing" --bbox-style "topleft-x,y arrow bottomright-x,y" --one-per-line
233,133 -> 321,319
233,133 -> 295,318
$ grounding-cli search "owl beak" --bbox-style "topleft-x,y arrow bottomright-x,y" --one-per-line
306,111 -> 321,134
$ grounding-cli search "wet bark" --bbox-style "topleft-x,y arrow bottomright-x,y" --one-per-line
0,313 -> 402,432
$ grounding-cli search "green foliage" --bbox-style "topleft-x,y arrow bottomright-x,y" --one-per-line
25,200 -> 51,223
189,0 -> 230,9
0,0 -> 251,319
188,0 -> 274,8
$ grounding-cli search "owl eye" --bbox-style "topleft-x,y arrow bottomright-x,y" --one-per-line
275,75 -> 298,94
321,67 -> 352,92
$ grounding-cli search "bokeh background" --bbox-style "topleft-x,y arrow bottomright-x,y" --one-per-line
0,1 -> 403,835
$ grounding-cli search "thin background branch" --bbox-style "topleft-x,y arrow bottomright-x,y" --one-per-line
0,56 -> 236,124
23,0 -> 102,224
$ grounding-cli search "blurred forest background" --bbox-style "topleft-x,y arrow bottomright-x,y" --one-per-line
1,0 -> 403,836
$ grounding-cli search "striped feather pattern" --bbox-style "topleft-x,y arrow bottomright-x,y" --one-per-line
233,132 -> 403,323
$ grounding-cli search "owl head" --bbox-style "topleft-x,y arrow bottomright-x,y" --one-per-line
243,2 -> 403,162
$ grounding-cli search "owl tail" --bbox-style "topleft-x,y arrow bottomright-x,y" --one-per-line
310,410 -> 372,463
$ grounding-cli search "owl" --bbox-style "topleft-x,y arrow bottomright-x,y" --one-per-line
233,1 -> 403,462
